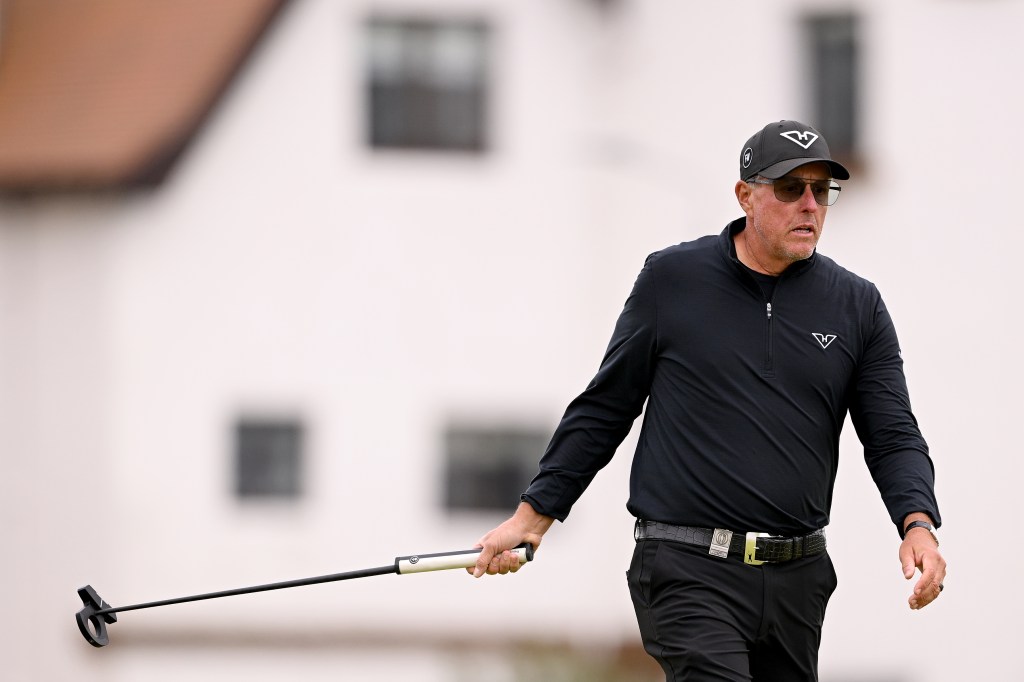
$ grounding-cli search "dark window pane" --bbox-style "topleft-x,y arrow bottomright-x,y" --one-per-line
444,425 -> 546,512
805,14 -> 859,161
235,419 -> 303,498
365,18 -> 489,151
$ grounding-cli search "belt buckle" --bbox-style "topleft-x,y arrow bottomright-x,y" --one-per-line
744,532 -> 770,565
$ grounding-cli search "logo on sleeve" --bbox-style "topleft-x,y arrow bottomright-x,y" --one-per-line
812,333 -> 837,349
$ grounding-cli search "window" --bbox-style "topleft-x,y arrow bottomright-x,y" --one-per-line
234,419 -> 304,499
365,17 -> 490,152
804,14 -> 859,163
443,424 -> 547,512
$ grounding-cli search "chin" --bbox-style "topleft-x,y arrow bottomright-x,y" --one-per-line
784,248 -> 815,262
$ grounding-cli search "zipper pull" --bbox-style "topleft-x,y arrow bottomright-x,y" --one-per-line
766,302 -> 773,319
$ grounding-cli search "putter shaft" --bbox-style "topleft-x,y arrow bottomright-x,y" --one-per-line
77,543 -> 533,647
95,564 -> 396,616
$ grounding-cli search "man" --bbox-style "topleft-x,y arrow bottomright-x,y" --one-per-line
469,120 -> 946,681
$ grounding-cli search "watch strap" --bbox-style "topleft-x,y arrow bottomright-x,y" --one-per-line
903,520 -> 939,545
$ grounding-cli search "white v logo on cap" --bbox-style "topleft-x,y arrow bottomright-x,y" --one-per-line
780,130 -> 819,150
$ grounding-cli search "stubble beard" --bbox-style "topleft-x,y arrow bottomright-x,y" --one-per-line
749,215 -> 817,267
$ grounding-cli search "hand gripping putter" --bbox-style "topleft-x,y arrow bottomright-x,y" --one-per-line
76,543 -> 534,647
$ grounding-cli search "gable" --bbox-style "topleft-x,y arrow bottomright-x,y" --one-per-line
0,0 -> 289,192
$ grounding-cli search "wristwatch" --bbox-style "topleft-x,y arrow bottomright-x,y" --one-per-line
903,520 -> 939,546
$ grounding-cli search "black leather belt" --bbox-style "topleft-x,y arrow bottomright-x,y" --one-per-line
634,520 -> 826,565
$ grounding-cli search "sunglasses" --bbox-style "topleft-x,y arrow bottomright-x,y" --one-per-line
747,176 -> 842,206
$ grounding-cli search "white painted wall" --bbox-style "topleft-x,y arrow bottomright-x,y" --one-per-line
2,0 -> 1020,680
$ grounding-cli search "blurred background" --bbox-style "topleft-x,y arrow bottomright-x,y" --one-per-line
1,0 -> 1019,680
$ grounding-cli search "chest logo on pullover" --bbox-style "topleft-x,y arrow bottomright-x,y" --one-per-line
813,333 -> 837,349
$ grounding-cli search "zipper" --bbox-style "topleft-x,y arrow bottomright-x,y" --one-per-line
732,251 -> 779,377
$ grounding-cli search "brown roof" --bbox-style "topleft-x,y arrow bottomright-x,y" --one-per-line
0,0 -> 288,192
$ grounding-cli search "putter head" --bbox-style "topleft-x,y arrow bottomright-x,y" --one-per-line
76,585 -> 116,647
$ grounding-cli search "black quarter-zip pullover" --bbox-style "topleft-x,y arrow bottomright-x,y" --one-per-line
522,218 -> 940,536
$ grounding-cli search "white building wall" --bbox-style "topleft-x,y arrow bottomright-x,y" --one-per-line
2,0 -> 1021,680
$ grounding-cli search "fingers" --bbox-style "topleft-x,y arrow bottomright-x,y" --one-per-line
469,529 -> 526,578
908,573 -> 944,610
899,544 -> 916,580
910,556 -> 946,610
901,539 -> 947,610
467,503 -> 552,578
470,537 -> 496,578
469,548 -> 492,578
468,547 -> 522,578
487,549 -> 523,575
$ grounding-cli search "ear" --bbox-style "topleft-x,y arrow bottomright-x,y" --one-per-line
735,180 -> 754,216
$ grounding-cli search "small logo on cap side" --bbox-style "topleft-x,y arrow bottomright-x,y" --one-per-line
742,147 -> 753,168
780,130 -> 819,150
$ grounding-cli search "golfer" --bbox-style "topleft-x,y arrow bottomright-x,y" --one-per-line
469,120 -> 946,681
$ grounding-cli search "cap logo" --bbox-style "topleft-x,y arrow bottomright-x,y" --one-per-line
780,130 -> 819,150
742,147 -> 753,169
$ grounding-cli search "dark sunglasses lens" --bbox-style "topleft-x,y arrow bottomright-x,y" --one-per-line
772,180 -> 806,203
772,180 -> 837,206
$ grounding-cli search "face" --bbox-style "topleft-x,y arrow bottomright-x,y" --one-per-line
735,162 -> 831,273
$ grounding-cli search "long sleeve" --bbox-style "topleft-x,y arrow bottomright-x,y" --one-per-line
849,293 -> 941,534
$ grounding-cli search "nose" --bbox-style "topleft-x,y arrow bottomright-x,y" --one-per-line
798,183 -> 820,210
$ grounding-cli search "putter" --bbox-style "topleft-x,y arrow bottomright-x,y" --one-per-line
76,543 -> 533,647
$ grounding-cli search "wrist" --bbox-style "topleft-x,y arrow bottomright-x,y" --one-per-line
515,501 -> 555,535
903,519 -> 939,546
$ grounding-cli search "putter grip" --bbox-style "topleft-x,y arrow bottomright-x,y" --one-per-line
396,543 -> 534,575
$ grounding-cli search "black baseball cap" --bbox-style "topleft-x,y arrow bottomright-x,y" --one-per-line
739,120 -> 850,181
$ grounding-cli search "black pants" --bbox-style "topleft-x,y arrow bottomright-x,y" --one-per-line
627,538 -> 838,681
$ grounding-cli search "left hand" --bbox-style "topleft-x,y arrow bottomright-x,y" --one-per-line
899,526 -> 946,610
